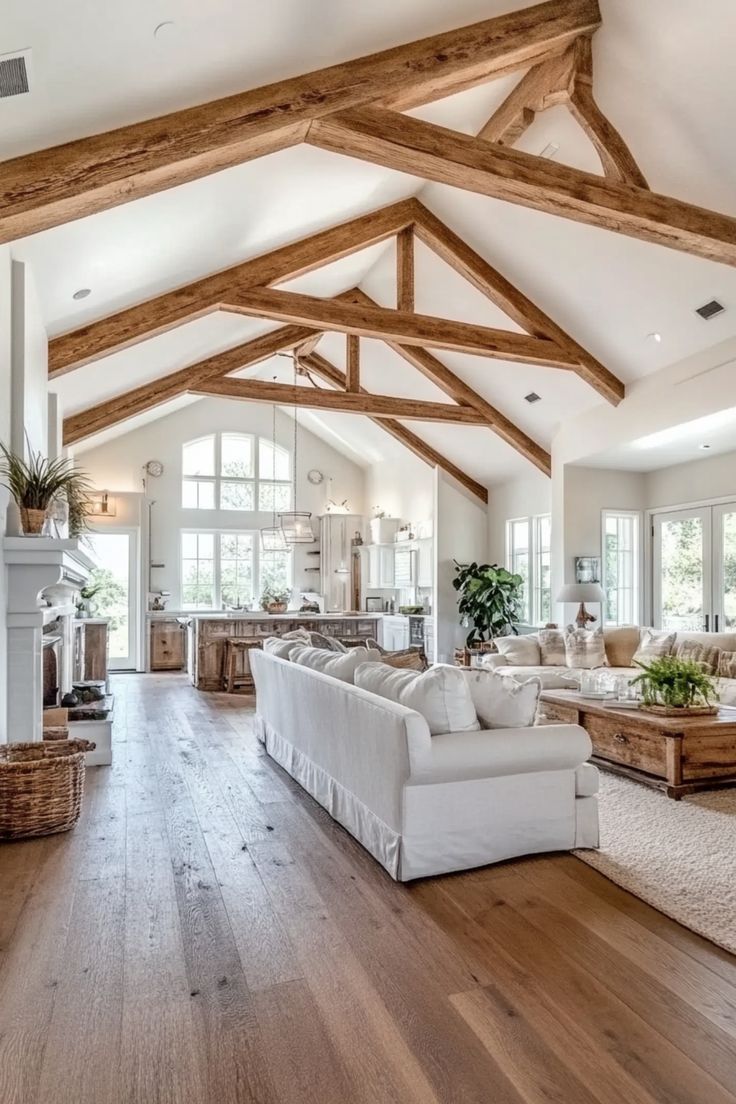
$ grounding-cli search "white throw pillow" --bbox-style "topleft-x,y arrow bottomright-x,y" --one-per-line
291,645 -> 381,684
537,629 -> 567,667
494,634 -> 541,666
564,627 -> 608,669
354,662 -> 480,735
459,668 -> 541,729
632,628 -> 676,666
263,637 -> 302,660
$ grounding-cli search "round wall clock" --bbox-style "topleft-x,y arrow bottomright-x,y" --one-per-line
145,459 -> 164,478
307,469 -> 324,485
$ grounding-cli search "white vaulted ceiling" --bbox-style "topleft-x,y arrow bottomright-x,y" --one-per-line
2,0 -> 736,482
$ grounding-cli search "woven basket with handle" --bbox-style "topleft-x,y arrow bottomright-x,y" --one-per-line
0,738 -> 96,841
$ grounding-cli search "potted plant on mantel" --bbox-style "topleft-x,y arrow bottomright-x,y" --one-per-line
631,655 -> 718,716
0,445 -> 92,537
452,561 -> 524,657
260,586 -> 291,615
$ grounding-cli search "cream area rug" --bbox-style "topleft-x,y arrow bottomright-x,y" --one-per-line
575,773 -> 736,954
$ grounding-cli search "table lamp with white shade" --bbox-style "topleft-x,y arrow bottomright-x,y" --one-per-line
556,582 -> 606,630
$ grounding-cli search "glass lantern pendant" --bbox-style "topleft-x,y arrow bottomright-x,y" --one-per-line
260,399 -> 291,553
279,350 -> 316,546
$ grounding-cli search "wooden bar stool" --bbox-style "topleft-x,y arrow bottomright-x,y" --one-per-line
223,637 -> 262,694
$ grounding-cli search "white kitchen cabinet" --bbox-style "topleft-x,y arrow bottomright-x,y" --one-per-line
423,617 -> 435,662
363,544 -> 395,589
320,513 -> 363,612
382,616 -> 410,651
416,539 -> 433,588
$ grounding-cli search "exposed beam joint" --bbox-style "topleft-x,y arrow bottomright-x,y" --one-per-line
307,106 -> 736,266
396,226 -> 415,312
345,335 -> 360,392
477,45 -> 577,144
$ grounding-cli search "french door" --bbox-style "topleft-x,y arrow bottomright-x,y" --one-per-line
85,530 -> 139,669
652,503 -> 736,631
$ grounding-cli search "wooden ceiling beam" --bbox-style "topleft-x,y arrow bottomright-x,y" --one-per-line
226,286 -> 576,367
396,226 -> 415,312
304,352 -> 488,503
0,0 -> 600,244
477,45 -> 577,144
345,335 -> 360,392
190,377 -> 488,424
62,323 -> 317,446
344,289 -> 551,476
48,198 -> 418,377
411,202 -> 624,404
307,106 -> 736,266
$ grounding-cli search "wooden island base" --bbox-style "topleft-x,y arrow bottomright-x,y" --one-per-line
540,689 -> 736,799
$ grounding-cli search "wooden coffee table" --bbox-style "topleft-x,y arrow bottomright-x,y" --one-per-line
540,689 -> 736,799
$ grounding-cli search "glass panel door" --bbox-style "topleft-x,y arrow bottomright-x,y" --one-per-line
652,509 -> 711,632
712,503 -> 736,631
85,530 -> 138,670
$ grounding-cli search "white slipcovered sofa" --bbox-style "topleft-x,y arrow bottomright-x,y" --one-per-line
251,650 -> 599,881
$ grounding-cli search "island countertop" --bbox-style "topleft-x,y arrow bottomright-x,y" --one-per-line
147,610 -> 383,620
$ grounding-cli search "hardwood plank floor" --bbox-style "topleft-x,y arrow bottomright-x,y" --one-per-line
1,673 -> 735,1104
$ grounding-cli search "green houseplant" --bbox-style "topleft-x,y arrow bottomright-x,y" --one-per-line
452,561 -> 524,647
260,585 -> 291,614
0,445 -> 92,536
630,655 -> 718,715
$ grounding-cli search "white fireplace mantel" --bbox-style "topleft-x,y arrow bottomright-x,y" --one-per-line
3,537 -> 94,742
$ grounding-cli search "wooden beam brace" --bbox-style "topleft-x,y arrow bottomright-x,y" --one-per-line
307,106 -> 736,266
477,46 -> 577,144
345,289 -> 551,475
62,323 -> 317,446
189,377 -> 488,424
0,0 -> 600,244
345,335 -> 360,392
48,198 -> 419,377
304,352 -> 488,503
396,226 -> 415,312
411,202 -> 624,404
226,287 -> 576,367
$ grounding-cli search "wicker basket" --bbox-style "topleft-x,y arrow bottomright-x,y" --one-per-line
0,738 -> 96,841
640,703 -> 718,717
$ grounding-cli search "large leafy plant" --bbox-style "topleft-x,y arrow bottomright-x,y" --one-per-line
631,655 -> 717,709
452,561 -> 524,646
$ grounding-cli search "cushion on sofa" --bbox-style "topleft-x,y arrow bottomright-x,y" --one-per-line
676,630 -> 736,652
459,668 -> 541,729
291,645 -> 380,683
354,662 -> 480,735
262,637 -> 303,660
674,638 -> 721,674
494,634 -> 541,666
501,665 -> 580,690
564,627 -> 607,669
538,629 -> 566,667
717,651 -> 736,680
632,628 -> 675,665
603,626 -> 641,668
283,629 -> 347,652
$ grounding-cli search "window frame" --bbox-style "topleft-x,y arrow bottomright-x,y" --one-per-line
180,528 -> 293,611
602,509 -> 641,626
505,513 -> 551,627
181,432 -> 292,513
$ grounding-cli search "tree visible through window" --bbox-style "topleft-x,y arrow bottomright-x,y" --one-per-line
603,511 -> 640,625
181,433 -> 291,512
506,515 -> 550,626
181,531 -> 293,610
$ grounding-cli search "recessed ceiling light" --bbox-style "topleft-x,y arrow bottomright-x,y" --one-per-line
153,20 -> 176,39
647,332 -> 662,343
72,288 -> 91,300
699,444 -> 711,450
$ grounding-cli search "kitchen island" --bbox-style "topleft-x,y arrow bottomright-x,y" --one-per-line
176,613 -> 381,691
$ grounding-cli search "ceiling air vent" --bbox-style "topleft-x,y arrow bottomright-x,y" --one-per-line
695,298 -> 725,321
0,51 -> 31,98
524,392 -> 541,404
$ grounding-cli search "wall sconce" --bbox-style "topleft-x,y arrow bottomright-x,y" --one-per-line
89,491 -> 117,517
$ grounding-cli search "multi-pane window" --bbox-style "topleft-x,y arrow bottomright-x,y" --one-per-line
603,511 -> 640,625
181,531 -> 292,610
181,433 -> 291,512
506,514 -> 552,626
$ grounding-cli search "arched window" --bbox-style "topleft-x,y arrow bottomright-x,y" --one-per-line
181,433 -> 291,512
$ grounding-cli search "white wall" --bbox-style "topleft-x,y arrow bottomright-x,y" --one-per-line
0,247 -> 11,742
10,260 -> 48,461
363,452 -> 434,531
434,469 -> 488,662
78,397 -> 365,609
487,469 -> 551,565
645,448 -> 736,510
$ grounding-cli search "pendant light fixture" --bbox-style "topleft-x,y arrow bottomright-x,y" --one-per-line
260,395 -> 289,552
278,350 -> 315,545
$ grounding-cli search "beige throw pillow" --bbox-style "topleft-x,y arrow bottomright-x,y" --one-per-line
603,626 -> 641,668
262,637 -> 303,660
717,650 -> 736,680
674,638 -> 721,675
564,627 -> 608,670
632,628 -> 675,666
537,629 -> 566,667
494,634 -> 541,666
354,663 -> 480,735
291,645 -> 381,684
459,668 -> 541,729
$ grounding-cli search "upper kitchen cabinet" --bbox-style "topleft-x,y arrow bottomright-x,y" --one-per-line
320,514 -> 363,612
416,539 -> 434,588
363,544 -> 395,589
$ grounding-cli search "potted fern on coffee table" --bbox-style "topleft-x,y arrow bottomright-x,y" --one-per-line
631,655 -> 718,717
